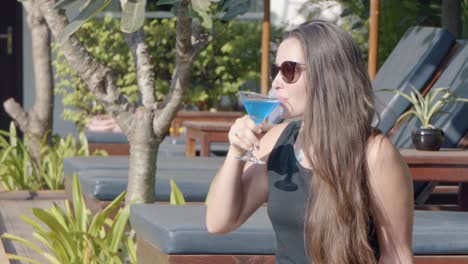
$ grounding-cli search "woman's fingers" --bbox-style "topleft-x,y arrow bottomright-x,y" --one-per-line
229,116 -> 262,151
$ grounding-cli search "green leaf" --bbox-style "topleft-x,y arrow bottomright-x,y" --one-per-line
89,191 -> 126,236
58,0 -> 113,43
9,122 -> 17,147
2,233 -> 45,256
376,88 -> 418,105
121,0 -> 147,33
20,214 -> 48,234
220,0 -> 249,20
78,131 -> 90,156
395,109 -> 417,124
5,253 -> 42,264
72,174 -> 89,232
192,0 -> 212,11
170,179 -> 186,205
197,11 -> 213,28
108,205 -> 131,251
32,208 -> 76,256
126,231 -> 137,263
191,0 -> 216,28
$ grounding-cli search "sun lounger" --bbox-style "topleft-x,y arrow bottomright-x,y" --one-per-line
371,26 -> 458,203
63,155 -> 224,212
63,155 -> 225,177
391,40 -> 468,207
372,26 -> 455,134
130,204 -> 468,264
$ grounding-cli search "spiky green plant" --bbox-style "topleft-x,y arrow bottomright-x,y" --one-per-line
379,86 -> 468,128
2,174 -> 136,264
0,122 -> 107,190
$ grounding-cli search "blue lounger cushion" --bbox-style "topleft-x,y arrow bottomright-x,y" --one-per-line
130,204 -> 275,254
130,204 -> 468,255
86,131 -> 129,143
372,26 -> 454,134
78,169 -> 215,201
413,210 -> 468,254
63,155 -> 225,178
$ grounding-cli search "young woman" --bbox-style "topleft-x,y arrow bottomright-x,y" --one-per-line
206,20 -> 414,264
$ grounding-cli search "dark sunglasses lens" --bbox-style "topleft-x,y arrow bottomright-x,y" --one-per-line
271,62 -> 301,83
281,62 -> 295,83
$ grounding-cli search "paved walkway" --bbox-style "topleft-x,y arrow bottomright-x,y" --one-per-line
0,199 -> 65,264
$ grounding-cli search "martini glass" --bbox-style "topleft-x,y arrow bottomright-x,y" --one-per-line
236,91 -> 280,164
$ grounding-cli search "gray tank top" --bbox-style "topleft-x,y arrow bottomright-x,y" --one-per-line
267,121 -> 380,263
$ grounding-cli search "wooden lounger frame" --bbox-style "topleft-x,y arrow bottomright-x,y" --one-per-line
137,237 -> 468,264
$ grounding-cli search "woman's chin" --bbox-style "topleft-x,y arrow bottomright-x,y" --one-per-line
283,112 -> 303,120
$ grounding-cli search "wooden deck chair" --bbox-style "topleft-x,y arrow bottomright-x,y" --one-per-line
63,155 -> 224,213
390,40 -> 468,207
130,204 -> 468,264
371,26 -> 456,203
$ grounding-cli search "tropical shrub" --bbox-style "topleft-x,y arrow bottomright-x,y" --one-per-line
54,16 -> 282,129
1,174 -> 187,263
0,122 -> 106,191
2,175 -> 136,264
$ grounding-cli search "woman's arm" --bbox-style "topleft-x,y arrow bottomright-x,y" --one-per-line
205,117 -> 287,234
367,135 -> 414,264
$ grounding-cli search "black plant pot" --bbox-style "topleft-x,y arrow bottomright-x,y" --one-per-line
411,128 -> 444,151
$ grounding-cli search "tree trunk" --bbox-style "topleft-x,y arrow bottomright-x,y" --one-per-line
126,107 -> 159,203
38,0 -> 196,203
38,0 -> 135,134
3,0 -> 53,168
442,0 -> 462,38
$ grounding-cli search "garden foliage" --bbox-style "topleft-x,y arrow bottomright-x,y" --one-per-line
2,175 -> 136,264
0,122 -> 106,191
54,17 -> 277,129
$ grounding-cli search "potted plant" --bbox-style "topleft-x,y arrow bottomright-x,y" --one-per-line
380,86 -> 468,151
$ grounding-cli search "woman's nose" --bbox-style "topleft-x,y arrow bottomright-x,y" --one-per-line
271,72 -> 283,89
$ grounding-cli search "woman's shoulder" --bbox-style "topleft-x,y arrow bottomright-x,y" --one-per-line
366,134 -> 399,164
365,134 -> 409,180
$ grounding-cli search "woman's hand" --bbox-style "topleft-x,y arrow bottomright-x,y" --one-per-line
228,116 -> 263,156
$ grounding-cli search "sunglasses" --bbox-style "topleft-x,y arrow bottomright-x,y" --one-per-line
270,61 -> 306,84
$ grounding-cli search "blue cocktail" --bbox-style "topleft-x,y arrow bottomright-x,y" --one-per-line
237,91 -> 280,164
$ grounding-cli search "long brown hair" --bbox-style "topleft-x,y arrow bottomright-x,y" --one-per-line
286,21 -> 377,263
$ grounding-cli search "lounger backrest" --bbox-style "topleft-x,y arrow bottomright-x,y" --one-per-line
391,40 -> 468,147
373,27 -> 455,134
85,130 -> 129,143
389,40 -> 468,202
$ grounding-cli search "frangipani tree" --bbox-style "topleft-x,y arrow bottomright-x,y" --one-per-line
37,0 -> 250,203
3,0 -> 54,169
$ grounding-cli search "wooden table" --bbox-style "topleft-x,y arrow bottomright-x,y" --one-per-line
184,121 -> 232,157
400,148 -> 468,210
171,111 -> 242,137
